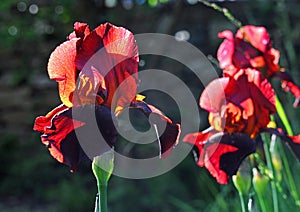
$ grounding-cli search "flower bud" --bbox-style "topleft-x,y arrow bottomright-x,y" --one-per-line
232,159 -> 251,195
270,135 -> 282,182
92,149 -> 114,186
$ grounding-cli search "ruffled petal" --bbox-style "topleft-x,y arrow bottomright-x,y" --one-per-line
34,105 -> 117,171
47,39 -> 79,107
33,104 -> 68,132
184,131 -> 256,184
236,25 -> 270,53
118,100 -> 180,157
217,30 -> 235,69
200,77 -> 229,113
75,22 -> 139,111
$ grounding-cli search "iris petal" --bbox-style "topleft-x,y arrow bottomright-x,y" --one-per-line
34,105 -> 118,171
47,39 -> 79,107
184,131 -> 256,184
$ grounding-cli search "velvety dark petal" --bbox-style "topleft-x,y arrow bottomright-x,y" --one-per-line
47,39 -> 79,107
35,105 -> 117,171
118,101 -> 180,157
184,131 -> 256,184
233,38 -> 262,68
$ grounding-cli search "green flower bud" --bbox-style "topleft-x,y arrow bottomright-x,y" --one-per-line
92,149 -> 114,186
270,136 -> 282,182
232,159 -> 251,195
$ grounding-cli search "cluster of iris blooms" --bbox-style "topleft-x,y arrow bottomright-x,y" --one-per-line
34,23 -> 300,186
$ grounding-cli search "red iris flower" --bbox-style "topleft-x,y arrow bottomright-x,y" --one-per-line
34,22 -> 180,171
217,25 -> 300,107
184,69 -> 276,184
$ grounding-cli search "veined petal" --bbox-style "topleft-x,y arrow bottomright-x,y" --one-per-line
47,39 -> 79,107
75,22 -> 139,110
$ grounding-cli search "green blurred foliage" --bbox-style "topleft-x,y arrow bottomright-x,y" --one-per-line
1,0 -> 300,211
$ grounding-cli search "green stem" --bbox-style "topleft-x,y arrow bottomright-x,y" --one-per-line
238,192 -> 247,212
94,185 -> 108,212
198,0 -> 242,28
275,95 -> 293,135
262,134 -> 279,212
277,141 -> 300,206
98,184 -> 108,212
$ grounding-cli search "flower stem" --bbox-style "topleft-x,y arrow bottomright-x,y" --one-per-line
198,0 -> 242,28
275,96 -> 300,206
277,141 -> 300,206
238,192 -> 247,212
98,184 -> 108,212
275,95 -> 293,135
262,134 -> 279,212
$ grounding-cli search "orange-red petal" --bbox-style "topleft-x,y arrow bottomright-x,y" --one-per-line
47,39 -> 79,107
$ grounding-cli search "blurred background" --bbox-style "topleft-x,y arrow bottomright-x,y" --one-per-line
1,0 -> 300,211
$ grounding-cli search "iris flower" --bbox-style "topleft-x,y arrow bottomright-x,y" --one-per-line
183,69 -> 276,184
217,25 -> 300,107
34,22 -> 180,171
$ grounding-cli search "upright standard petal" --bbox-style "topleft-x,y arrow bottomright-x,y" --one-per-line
200,69 -> 275,138
217,30 -> 235,69
47,39 -> 79,107
236,25 -> 270,53
75,22 -> 139,111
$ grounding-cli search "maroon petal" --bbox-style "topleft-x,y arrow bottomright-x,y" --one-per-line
184,131 -> 256,184
75,22 -> 139,111
118,100 -> 181,157
34,105 -> 117,171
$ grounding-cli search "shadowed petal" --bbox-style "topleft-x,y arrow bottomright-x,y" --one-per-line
118,100 -> 180,157
34,105 -> 117,171
184,131 -> 256,184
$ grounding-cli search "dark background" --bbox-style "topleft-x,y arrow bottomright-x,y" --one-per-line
1,0 -> 300,211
